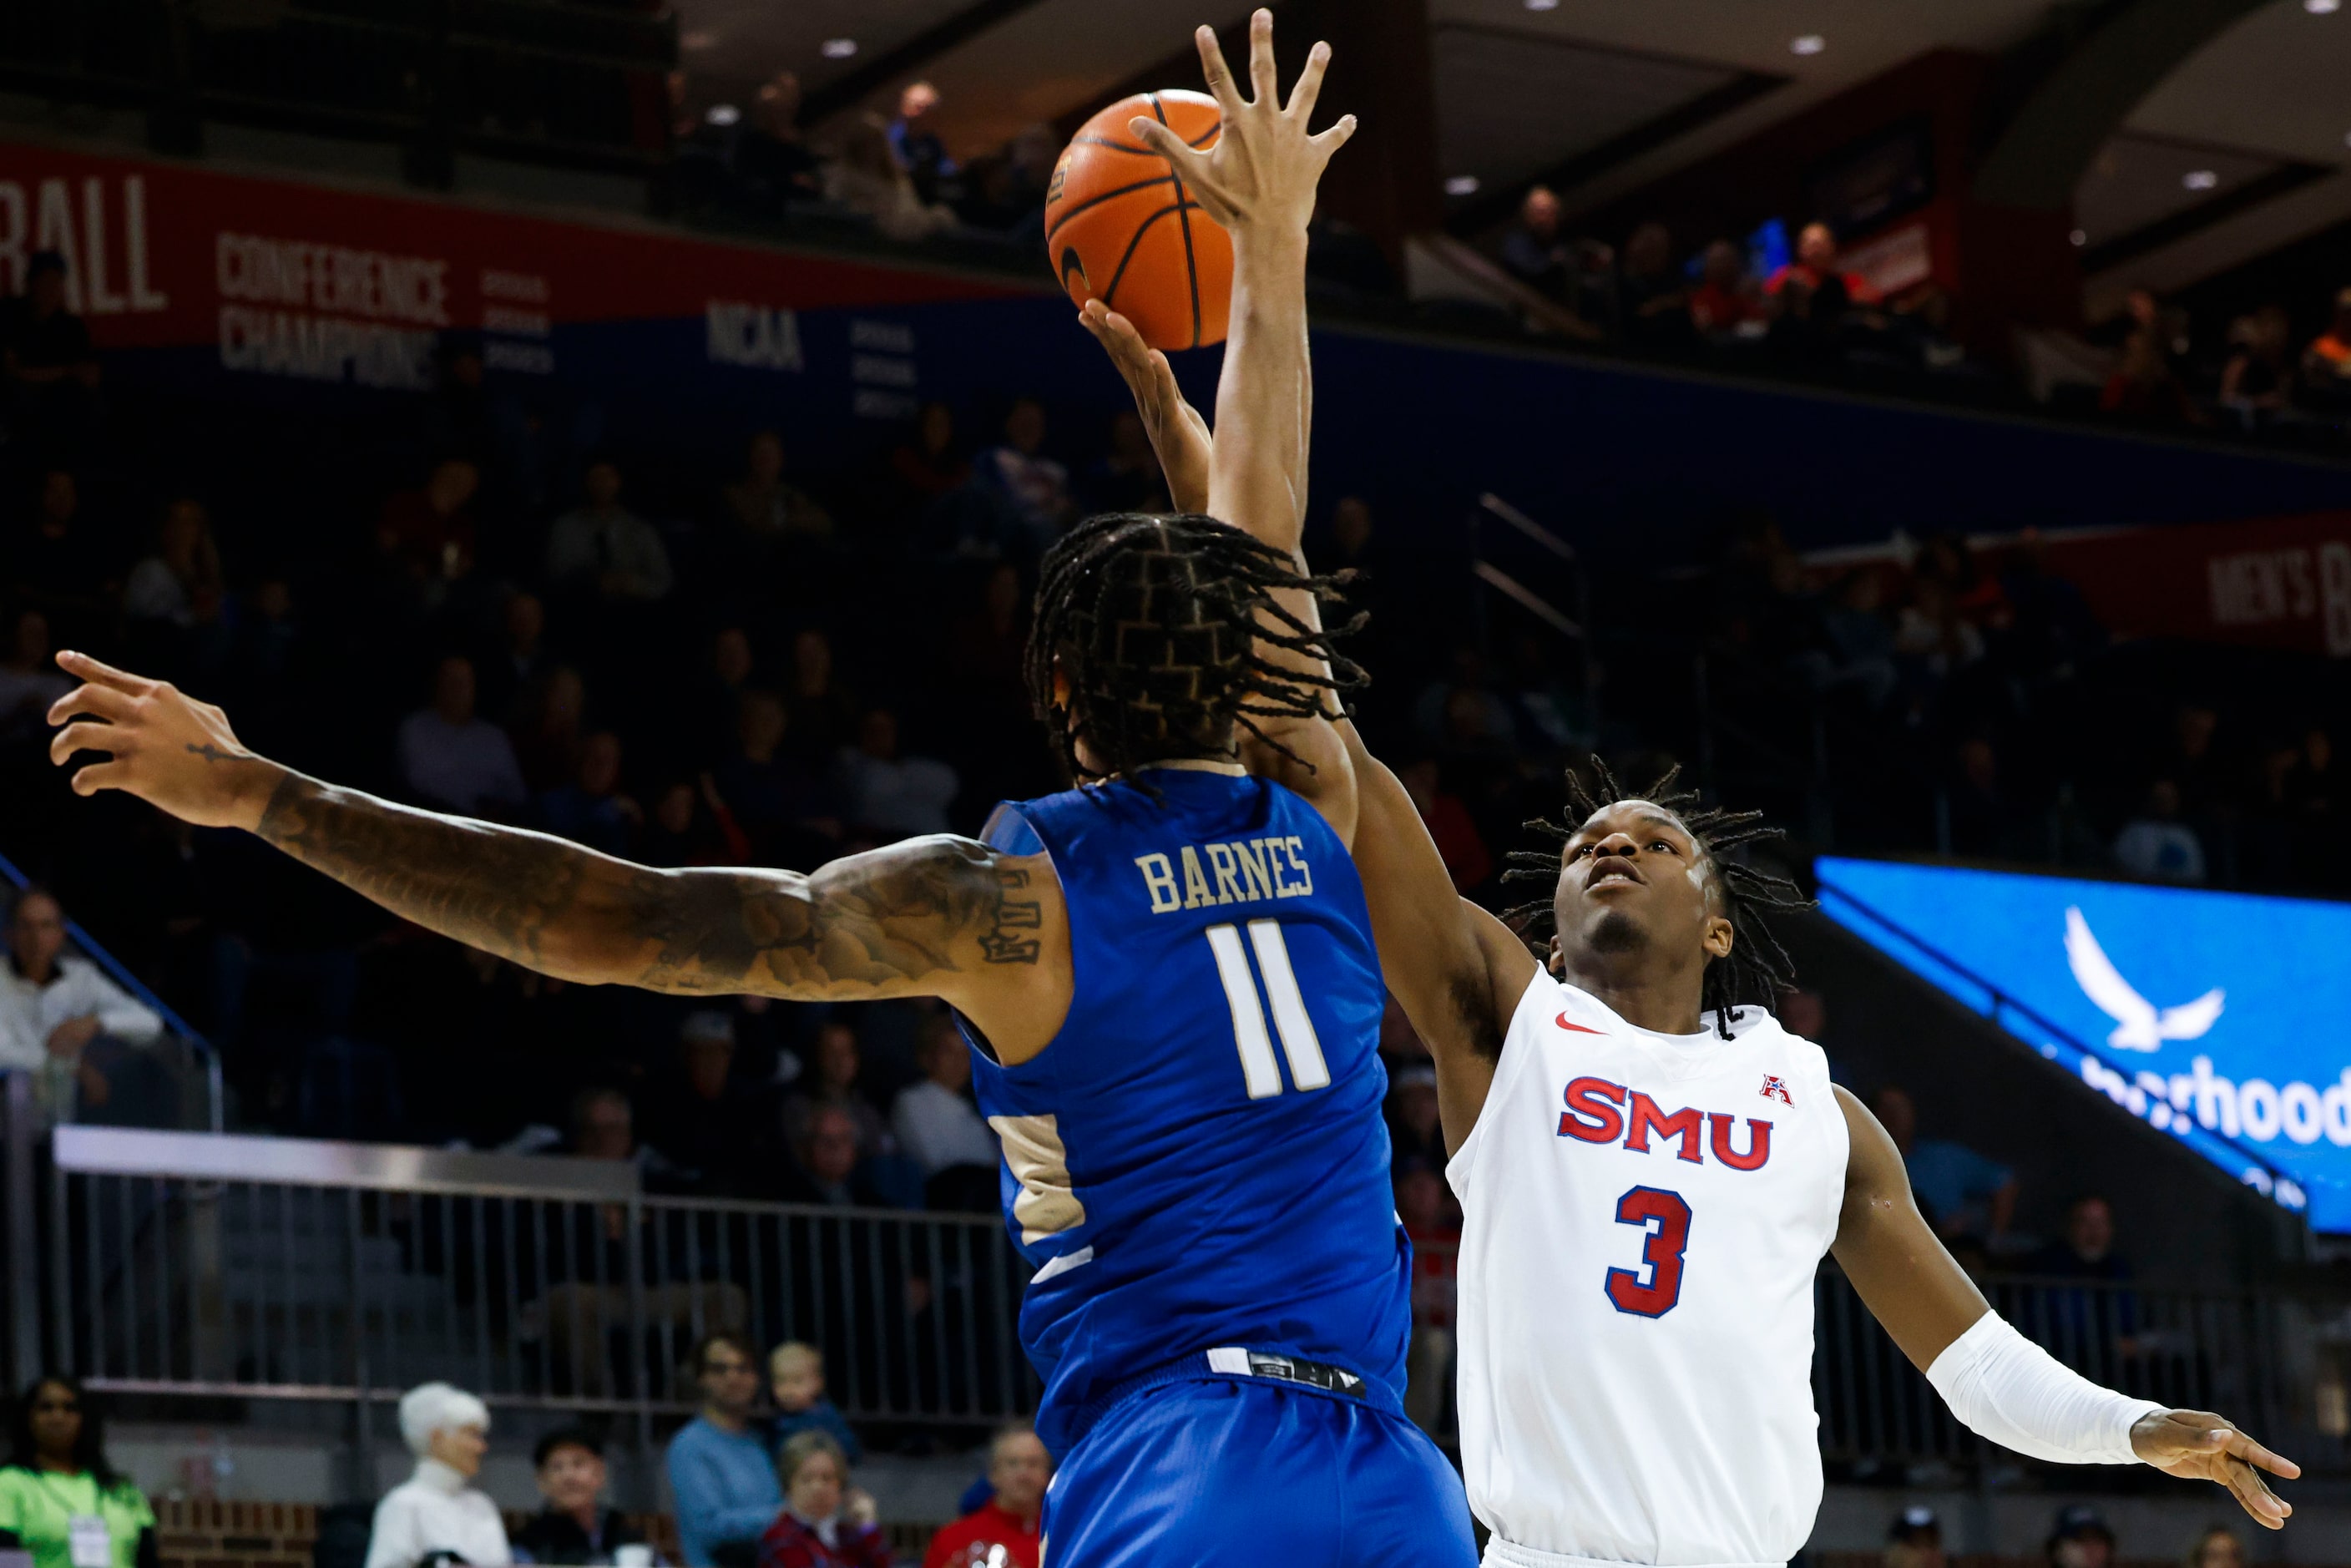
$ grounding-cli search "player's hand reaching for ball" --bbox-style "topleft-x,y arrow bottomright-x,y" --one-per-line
1130,8 -> 1354,240
1079,299 -> 1212,513
2132,1409 -> 2298,1528
47,650 -> 284,831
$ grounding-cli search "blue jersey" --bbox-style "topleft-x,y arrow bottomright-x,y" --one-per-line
962,767 -> 1411,1455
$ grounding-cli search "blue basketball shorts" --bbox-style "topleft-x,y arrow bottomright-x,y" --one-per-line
1041,1374 -> 1479,1567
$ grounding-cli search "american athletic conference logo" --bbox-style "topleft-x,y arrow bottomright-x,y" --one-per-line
2061,908 -> 2341,1182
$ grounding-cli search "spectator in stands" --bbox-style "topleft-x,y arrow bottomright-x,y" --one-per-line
1398,759 -> 1491,892
890,1012 -> 998,1210
641,775 -> 754,869
1886,1507 -> 1944,1568
888,82 -> 956,206
0,609 -> 69,745
921,1424 -> 1049,1568
824,114 -> 957,244
1083,410 -> 1170,514
2030,1196 -> 2139,1370
886,402 -> 972,526
6,470 -> 111,647
0,1377 -> 154,1568
768,1343 -> 862,1464
546,459 -> 674,603
1765,222 -> 1878,306
1,252 -> 101,453
2115,779 -> 2205,883
0,888 -> 164,1126
786,631 -> 860,767
397,655 -> 528,815
478,592 -> 552,726
1413,648 -> 1516,756
833,709 -> 958,841
786,1022 -> 888,1157
2046,1506 -> 2116,1568
668,1332 -> 781,1568
1687,240 -> 1759,339
974,398 -> 1074,554
1396,1159 -> 1459,1436
510,666 -> 589,797
377,458 -> 483,592
539,731 -> 640,858
1868,1085 -> 2017,1247
122,496 -> 227,679
366,1383 -> 509,1568
724,432 -> 833,544
779,1105 -> 894,1208
640,1011 -> 769,1194
2219,306 -> 2293,427
1499,186 -> 1571,302
755,1432 -> 886,1568
687,626 -> 761,761
715,689 -> 837,867
736,72 -> 823,213
1387,1061 -> 1445,1169
2184,1527 -> 2242,1568
511,1429 -> 645,1566
2300,286 -> 2351,409
1618,222 -> 1693,350
2102,328 -> 2202,426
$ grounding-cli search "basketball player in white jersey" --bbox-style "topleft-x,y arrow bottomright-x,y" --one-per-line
1082,262 -> 2299,1568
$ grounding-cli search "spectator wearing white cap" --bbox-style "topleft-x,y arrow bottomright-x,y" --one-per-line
364,1383 -> 510,1568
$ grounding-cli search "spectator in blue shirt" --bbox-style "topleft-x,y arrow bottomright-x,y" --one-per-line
766,1343 -> 862,1465
666,1333 -> 781,1567
1869,1085 -> 2018,1247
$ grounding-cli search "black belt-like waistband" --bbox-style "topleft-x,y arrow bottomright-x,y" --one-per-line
1062,1344 -> 1398,1450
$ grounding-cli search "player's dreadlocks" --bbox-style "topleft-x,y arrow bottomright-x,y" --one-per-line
1026,512 -> 1366,786
1500,759 -> 1811,1039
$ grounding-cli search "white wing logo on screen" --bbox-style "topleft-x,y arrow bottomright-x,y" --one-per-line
2063,906 -> 2225,1053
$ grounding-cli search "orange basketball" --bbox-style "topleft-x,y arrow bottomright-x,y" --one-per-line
1045,90 -> 1231,352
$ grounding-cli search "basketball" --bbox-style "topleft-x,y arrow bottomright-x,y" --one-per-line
1045,89 -> 1232,351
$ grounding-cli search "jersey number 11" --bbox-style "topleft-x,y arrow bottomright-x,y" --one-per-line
1204,920 -> 1331,1099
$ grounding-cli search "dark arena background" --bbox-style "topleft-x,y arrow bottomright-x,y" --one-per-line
5,0 -> 2351,1563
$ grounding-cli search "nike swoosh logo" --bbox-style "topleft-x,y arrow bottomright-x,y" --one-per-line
1556,1013 -> 1605,1034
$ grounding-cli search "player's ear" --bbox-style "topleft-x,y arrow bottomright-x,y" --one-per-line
1702,913 -> 1734,961
1546,933 -> 1565,976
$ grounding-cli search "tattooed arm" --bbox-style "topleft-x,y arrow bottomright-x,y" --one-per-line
48,653 -> 1069,1042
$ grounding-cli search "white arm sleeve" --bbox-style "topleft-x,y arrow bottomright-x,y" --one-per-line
1924,1312 -> 2164,1464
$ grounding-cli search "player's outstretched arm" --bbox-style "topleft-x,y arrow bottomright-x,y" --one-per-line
1832,1087 -> 2298,1527
47,653 -> 1063,1016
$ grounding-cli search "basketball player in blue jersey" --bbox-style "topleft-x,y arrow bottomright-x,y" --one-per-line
44,13 -> 1476,1565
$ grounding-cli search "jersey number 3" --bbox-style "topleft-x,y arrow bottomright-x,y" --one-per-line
1205,920 -> 1330,1099
1605,1186 -> 1691,1318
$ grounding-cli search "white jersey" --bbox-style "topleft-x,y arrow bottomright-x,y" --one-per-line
1450,970 -> 1850,1568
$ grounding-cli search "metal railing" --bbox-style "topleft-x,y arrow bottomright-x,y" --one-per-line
41,1126 -> 1038,1458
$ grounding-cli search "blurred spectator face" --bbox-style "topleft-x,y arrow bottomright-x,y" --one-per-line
535,1439 -> 606,1516
1004,399 -> 1048,455
756,71 -> 802,135
737,691 -> 786,761
697,1338 -> 761,1419
2146,779 -> 2182,822
574,1090 -> 634,1161
1888,1530 -> 1944,1568
921,1019 -> 970,1092
784,1448 -> 843,1521
1797,222 -> 1838,270
1332,497 -> 1372,556
2176,705 -> 2217,760
1443,688 -> 1499,746
794,629 -> 833,690
816,1024 -> 860,1092
2192,1530 -> 2242,1568
1869,1085 -> 1916,1151
1701,240 -> 1744,289
918,402 -> 955,455
160,498 -> 207,564
857,709 -> 900,761
898,81 -> 940,122
1110,410 -> 1154,468
1959,737 -> 1999,793
984,563 -> 1021,624
541,667 -> 585,731
771,1343 -> 824,1412
432,658 -> 478,725
579,731 -> 623,797
9,892 -> 67,980
1625,223 -> 1673,279
1838,573 -> 1883,615
27,261 -> 67,316
2054,1535 -> 2111,1568
505,593 -> 544,655
446,351 -> 483,390
427,459 -> 479,513
2128,288 -> 2159,328
2066,1196 -> 2115,1261
803,1107 -> 859,1185
584,463 -> 623,509
655,783 -> 696,834
747,432 -> 786,484
8,609 -> 52,669
713,627 -> 754,686
25,1382 -> 80,1464
682,1019 -> 735,1100
988,1429 -> 1051,1518
1777,989 -> 1826,1040
40,471 -> 76,529
1395,1165 -> 1445,1229
1519,187 -> 1560,240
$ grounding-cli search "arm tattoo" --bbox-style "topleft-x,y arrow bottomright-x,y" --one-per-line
255,773 -> 1043,998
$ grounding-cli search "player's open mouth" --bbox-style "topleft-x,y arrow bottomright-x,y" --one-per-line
1587,862 -> 1644,889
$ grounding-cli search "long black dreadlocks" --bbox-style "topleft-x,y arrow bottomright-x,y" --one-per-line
1026,512 -> 1367,785
1500,758 -> 1811,1039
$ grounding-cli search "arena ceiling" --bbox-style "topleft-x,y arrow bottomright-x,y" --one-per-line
679,0 -> 2351,311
